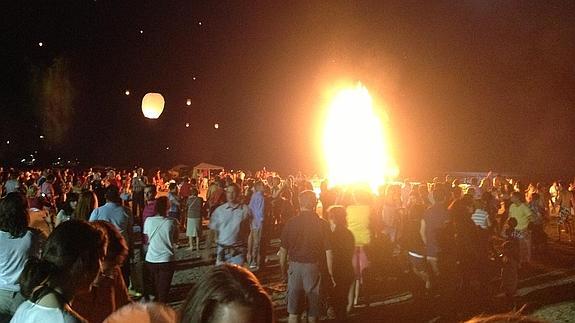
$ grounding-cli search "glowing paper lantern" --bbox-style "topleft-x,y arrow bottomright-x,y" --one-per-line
141,93 -> 165,119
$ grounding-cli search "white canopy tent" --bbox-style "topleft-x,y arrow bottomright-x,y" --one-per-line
192,162 -> 224,179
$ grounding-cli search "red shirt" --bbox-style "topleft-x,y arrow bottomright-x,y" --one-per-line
180,182 -> 191,199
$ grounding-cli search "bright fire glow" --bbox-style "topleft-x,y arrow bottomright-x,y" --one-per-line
323,84 -> 398,192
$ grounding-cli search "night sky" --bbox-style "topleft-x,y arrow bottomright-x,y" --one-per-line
2,1 -> 575,178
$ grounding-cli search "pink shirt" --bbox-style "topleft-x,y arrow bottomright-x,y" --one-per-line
142,200 -> 157,226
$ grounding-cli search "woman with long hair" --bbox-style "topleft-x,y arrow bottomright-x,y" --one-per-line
11,220 -> 106,322
73,190 -> 98,221
327,205 -> 355,320
143,196 -> 179,303
0,193 -> 44,320
180,264 -> 273,323
73,221 -> 130,323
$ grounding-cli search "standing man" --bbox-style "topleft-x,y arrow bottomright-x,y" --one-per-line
3,172 -> 21,194
279,190 -> 334,323
131,168 -> 148,223
248,180 -> 265,270
208,183 -> 251,266
89,186 -> 133,284
186,188 -> 204,253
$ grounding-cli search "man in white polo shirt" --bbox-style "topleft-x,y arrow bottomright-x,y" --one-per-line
208,183 -> 251,266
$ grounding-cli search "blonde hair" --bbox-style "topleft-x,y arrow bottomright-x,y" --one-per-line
74,190 -> 98,221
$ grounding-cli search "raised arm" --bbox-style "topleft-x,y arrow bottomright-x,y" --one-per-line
420,218 -> 427,246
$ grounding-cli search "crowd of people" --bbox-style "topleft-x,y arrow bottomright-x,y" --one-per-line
0,166 -> 571,322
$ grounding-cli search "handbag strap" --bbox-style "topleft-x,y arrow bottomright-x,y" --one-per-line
147,218 -> 169,243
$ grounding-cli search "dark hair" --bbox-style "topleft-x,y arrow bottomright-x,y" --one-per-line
90,220 -> 128,265
327,205 -> 347,228
61,192 -> 79,216
105,186 -> 121,203
155,196 -> 168,216
432,184 -> 448,203
180,264 -> 273,323
226,183 -> 241,193
191,187 -> 199,196
169,183 -> 177,191
19,220 -> 106,301
0,192 -> 29,238
254,180 -> 265,189
144,184 -> 157,193
511,191 -> 524,201
448,197 -> 474,224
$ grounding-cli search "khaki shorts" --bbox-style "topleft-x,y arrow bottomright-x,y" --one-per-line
186,218 -> 202,237
287,262 -> 323,317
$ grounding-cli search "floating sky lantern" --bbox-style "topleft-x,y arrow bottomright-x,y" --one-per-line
141,93 -> 165,119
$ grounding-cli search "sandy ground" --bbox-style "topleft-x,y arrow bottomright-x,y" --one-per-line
133,216 -> 575,322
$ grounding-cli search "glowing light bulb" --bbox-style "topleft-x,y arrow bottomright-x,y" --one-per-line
186,99 -> 191,106
38,42 -> 43,47
185,123 -> 190,128
125,90 -> 130,95
214,123 -> 219,129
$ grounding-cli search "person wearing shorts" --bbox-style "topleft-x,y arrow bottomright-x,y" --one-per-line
186,188 -> 204,252
279,190 -> 334,323
346,189 -> 372,306
208,184 -> 251,266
